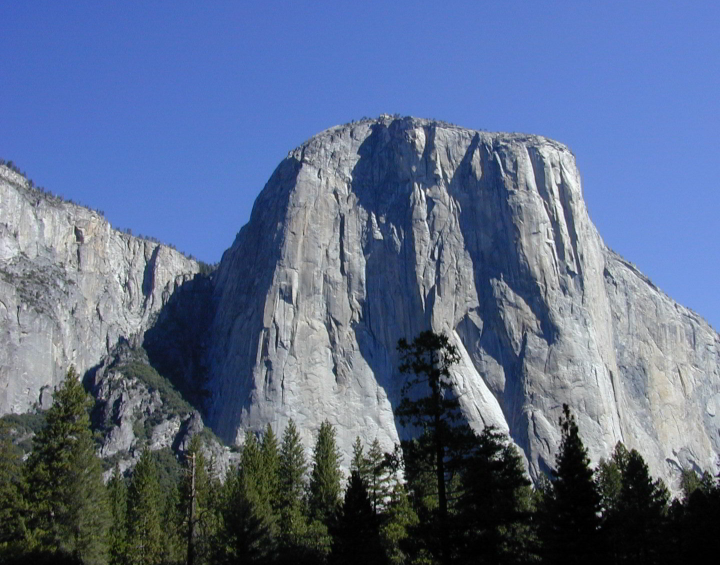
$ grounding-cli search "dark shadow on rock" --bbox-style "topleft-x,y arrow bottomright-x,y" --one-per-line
447,133 -> 558,455
142,244 -> 160,301
349,120 -> 561,455
350,119 -> 441,440
203,156 -> 301,441
143,270 -> 215,413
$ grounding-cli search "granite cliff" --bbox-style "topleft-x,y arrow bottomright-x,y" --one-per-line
0,165 -> 200,415
2,117 -> 719,487
206,116 -> 720,484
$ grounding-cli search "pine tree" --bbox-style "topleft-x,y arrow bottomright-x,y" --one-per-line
453,427 -> 538,564
308,420 -> 343,525
399,430 -> 440,562
379,481 -> 419,565
350,437 -> 370,479
350,437 -> 393,514
0,419 -> 28,556
366,439 -> 394,515
107,465 -> 127,565
181,436 -> 220,565
24,368 -> 110,565
126,449 -> 164,565
215,462 -> 275,565
396,331 -> 469,565
161,473 -> 186,565
261,424 -> 281,513
541,404 -> 602,565
679,467 -> 715,500
611,449 -> 669,565
596,442 -> 630,517
331,471 -> 388,565
241,431 -> 278,536
277,419 -> 321,564
678,470 -> 720,563
279,419 -> 308,510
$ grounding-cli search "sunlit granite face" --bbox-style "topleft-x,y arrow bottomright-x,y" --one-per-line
2,116 -> 718,489
0,166 -> 199,415
206,117 -> 720,487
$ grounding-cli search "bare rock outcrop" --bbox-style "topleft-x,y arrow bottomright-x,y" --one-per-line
0,166 -> 199,415
207,116 -> 720,485
90,340 -> 237,479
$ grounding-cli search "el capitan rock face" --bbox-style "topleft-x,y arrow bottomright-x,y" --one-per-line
206,116 -> 720,483
1,116 -> 719,486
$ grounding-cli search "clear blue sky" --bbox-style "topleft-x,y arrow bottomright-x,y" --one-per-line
2,2 -> 719,329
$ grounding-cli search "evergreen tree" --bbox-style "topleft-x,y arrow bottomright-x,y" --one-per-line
308,420 -> 343,525
261,424 -> 281,513
24,368 -> 110,565
366,439 -> 394,515
126,449 -> 164,565
396,331 -> 469,565
596,442 -> 630,517
106,465 -> 127,565
679,467 -> 715,500
678,471 -> 720,563
331,471 -> 388,565
350,437 -> 370,479
279,419 -> 308,510
240,431 -> 278,537
161,474 -> 185,565
402,429 -> 443,562
146,448 -> 185,564
379,481 -> 419,565
453,427 -> 539,565
277,419 -> 321,564
215,462 -> 275,565
610,449 -> 668,565
181,436 -> 220,565
595,442 -> 629,563
350,437 -> 394,514
540,404 -> 602,565
0,419 -> 28,557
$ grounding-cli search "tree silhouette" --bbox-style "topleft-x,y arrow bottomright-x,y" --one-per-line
454,427 -> 538,564
331,471 -> 388,565
611,449 -> 669,564
396,331 -> 467,565
541,404 -> 602,565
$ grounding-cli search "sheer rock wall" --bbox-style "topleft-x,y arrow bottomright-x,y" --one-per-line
0,166 -> 199,414
207,117 -> 720,484
2,116 -> 718,487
